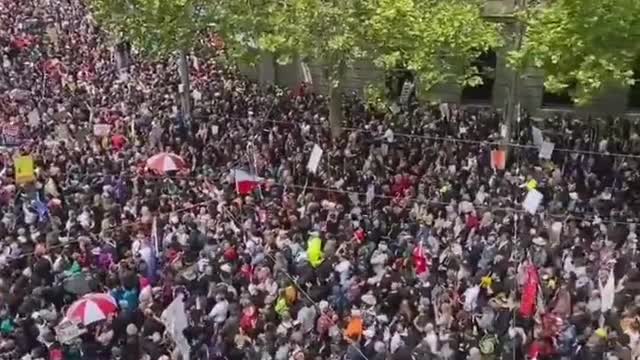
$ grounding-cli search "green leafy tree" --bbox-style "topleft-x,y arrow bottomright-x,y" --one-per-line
213,0 -> 370,137
214,0 -> 501,136
365,0 -> 503,97
510,0 -> 640,105
89,0 -> 217,117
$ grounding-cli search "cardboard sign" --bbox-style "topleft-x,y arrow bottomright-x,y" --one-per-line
531,126 -> 543,147
55,320 -> 86,344
306,144 -> 323,174
491,150 -> 506,170
93,124 -> 111,137
2,125 -> 21,145
523,189 -> 543,214
539,141 -> 555,160
55,125 -> 70,140
27,109 -> 40,127
14,155 -> 35,184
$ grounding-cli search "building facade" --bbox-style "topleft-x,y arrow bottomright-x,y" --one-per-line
239,0 -> 640,117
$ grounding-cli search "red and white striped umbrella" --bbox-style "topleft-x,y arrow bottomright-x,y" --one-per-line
146,152 -> 187,173
66,293 -> 118,325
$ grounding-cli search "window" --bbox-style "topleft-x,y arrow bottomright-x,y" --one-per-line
461,50 -> 497,103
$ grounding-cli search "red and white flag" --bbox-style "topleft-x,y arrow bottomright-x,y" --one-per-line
232,169 -> 263,195
412,241 -> 429,277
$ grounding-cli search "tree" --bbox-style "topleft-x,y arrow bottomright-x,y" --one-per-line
365,0 -> 503,97
89,0 -> 217,118
214,0 -> 501,137
213,0 -> 371,138
510,0 -> 640,105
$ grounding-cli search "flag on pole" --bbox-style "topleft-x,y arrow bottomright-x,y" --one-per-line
161,294 -> 191,360
412,241 -> 429,277
520,265 -> 539,319
232,169 -> 263,195
138,216 -> 159,283
600,270 -> 615,313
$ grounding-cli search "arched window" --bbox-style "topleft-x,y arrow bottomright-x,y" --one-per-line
461,50 -> 497,103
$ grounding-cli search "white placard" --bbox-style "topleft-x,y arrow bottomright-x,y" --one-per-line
27,109 -> 40,127
211,125 -> 219,136
522,189 -> 543,215
56,125 -> 70,140
56,320 -> 86,344
93,124 -> 111,137
306,144 -> 323,174
539,141 -> 555,160
384,129 -> 394,143
531,126 -> 543,147
348,192 -> 359,205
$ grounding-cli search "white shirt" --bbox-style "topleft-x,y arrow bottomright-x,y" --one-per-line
208,300 -> 229,324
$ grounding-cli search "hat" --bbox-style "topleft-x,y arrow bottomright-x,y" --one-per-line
532,237 -> 547,246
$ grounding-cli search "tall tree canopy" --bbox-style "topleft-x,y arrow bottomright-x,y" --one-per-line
214,0 -> 501,134
510,0 -> 640,104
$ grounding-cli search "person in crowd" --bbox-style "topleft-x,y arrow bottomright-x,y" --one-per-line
2,0 -> 640,360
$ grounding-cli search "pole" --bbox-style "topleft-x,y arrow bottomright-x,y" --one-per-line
504,0 -> 527,160
177,50 -> 191,121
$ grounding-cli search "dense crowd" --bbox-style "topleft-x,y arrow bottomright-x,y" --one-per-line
3,0 -> 640,360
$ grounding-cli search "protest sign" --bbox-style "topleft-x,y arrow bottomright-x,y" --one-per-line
55,124 -> 70,140
14,155 -> 35,184
539,141 -> 555,160
491,150 -> 506,170
27,109 -> 40,127
307,144 -> 323,174
55,320 -> 85,344
2,124 -> 21,145
531,126 -> 543,147
93,124 -> 111,137
523,189 -> 543,214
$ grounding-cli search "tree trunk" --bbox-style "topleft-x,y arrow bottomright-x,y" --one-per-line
177,50 -> 191,120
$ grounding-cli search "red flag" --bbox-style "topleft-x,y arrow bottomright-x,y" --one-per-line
412,241 -> 429,276
519,265 -> 539,318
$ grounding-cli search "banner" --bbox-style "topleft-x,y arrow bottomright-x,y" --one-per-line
93,124 -> 111,137
2,125 -> 21,146
14,155 -> 35,184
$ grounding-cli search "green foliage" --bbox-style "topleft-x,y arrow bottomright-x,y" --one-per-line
365,0 -> 503,92
89,0 -> 217,57
510,0 -> 640,105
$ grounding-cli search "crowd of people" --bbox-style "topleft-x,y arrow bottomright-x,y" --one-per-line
3,0 -> 640,359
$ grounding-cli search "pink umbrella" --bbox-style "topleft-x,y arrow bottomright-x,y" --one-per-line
66,293 -> 118,325
146,152 -> 188,173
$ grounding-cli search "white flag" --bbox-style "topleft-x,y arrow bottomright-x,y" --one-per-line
600,270 -> 615,313
306,144 -> 323,173
161,294 -> 191,360
366,184 -> 375,204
